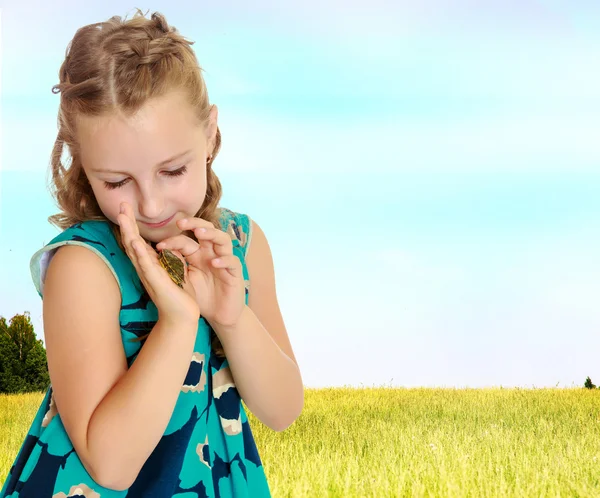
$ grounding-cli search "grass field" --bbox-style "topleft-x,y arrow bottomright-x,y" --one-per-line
2,387 -> 600,497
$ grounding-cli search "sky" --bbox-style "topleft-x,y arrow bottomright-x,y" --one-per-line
1,1 -> 600,389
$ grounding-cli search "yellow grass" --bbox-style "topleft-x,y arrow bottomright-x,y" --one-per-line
2,387 -> 600,497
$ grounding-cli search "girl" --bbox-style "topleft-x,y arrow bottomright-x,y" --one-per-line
1,10 -> 303,498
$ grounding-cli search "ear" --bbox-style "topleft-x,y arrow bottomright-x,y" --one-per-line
206,105 -> 219,154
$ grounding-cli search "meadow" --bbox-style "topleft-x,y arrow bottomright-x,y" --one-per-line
2,387 -> 600,497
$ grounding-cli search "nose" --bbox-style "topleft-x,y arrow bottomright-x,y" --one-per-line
137,184 -> 165,221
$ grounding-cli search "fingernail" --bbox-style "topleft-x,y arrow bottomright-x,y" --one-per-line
180,218 -> 188,224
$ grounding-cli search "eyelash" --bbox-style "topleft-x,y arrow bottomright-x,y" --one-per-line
104,166 -> 188,190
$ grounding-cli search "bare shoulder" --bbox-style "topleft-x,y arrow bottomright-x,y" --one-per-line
245,219 -> 271,274
44,244 -> 122,319
245,219 -> 298,366
43,244 -> 127,472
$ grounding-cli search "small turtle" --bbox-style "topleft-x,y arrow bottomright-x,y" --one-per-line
158,249 -> 185,288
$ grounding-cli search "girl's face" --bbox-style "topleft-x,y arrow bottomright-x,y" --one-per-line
77,90 -> 218,243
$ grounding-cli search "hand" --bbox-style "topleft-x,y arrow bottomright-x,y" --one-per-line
117,202 -> 200,326
155,217 -> 245,329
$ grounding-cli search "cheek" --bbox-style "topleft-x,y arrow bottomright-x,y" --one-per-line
90,185 -> 124,224
177,170 -> 208,206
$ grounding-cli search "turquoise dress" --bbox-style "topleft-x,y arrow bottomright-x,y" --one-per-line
0,208 -> 271,498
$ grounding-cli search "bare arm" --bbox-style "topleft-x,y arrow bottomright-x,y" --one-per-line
211,219 -> 303,431
43,245 -> 198,490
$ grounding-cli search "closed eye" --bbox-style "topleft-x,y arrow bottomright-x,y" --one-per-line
104,178 -> 129,190
164,165 -> 187,178
103,166 -> 188,190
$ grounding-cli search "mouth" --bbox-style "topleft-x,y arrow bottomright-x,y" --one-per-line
140,214 -> 175,228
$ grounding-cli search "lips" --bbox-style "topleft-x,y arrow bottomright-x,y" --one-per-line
141,214 -> 175,228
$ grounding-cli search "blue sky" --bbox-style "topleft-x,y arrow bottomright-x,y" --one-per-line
1,1 -> 600,389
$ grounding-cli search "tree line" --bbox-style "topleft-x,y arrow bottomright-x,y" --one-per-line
0,312 -> 50,393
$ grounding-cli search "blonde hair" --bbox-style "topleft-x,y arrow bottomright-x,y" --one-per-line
49,10 -> 225,356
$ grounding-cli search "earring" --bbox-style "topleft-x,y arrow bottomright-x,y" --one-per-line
207,155 -> 213,164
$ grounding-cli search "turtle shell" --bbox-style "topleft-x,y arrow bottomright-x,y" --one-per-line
158,249 -> 185,288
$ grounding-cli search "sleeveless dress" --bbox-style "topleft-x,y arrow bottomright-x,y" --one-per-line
0,208 -> 272,498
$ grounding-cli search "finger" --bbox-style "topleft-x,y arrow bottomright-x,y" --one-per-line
130,240 -> 159,293
117,202 -> 140,247
156,235 -> 204,270
120,202 -> 136,234
192,227 -> 233,257
155,234 -> 201,259
146,242 -> 160,262
211,254 -> 242,278
117,204 -> 157,279
176,217 -> 213,231
177,218 -> 215,253
117,211 -> 138,263
125,202 -> 141,234
120,224 -> 149,276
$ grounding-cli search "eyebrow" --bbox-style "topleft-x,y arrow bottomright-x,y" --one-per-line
90,149 -> 192,173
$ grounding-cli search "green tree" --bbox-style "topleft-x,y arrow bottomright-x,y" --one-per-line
0,312 -> 50,393
4,312 -> 37,362
0,324 -> 27,393
24,339 -> 51,391
584,376 -> 596,389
